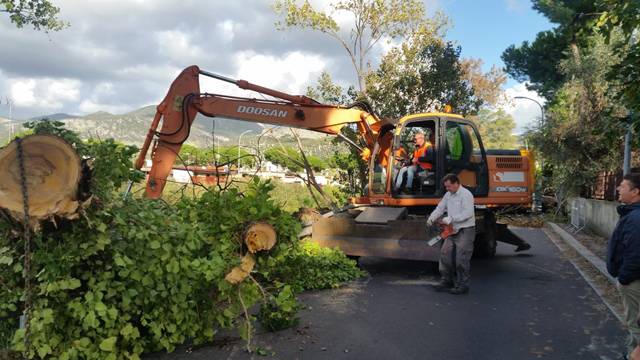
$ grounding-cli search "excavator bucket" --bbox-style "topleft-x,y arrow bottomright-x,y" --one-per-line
311,207 -> 442,261
311,206 -> 532,261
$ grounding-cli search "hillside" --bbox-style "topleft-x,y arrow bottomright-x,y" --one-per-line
3,107 -> 344,158
30,113 -> 78,121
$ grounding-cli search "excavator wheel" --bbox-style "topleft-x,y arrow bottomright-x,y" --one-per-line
473,212 -> 497,258
474,227 -> 497,258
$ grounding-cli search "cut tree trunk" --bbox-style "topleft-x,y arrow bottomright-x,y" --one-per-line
224,253 -> 256,284
0,135 -> 82,223
224,222 -> 278,284
245,222 -> 277,253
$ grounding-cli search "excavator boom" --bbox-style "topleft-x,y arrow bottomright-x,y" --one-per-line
135,65 -> 379,198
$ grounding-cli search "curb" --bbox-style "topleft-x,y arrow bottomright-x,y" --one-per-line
547,222 -> 616,285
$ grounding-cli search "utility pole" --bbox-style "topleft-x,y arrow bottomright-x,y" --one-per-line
4,96 -> 14,138
514,95 -> 545,212
237,130 -> 253,175
624,31 -> 638,176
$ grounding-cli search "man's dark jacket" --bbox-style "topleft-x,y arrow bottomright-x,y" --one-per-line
607,202 -> 640,285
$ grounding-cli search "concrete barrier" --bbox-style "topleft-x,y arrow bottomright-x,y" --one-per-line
569,197 -> 620,238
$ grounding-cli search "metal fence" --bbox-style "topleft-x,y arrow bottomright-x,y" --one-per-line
587,170 -> 623,201
570,200 -> 586,232
586,169 -> 640,201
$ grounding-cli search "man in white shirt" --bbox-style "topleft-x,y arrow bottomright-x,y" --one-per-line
427,173 -> 476,295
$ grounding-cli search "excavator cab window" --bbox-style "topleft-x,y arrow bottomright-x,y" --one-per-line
443,120 -> 489,196
390,119 -> 438,197
370,126 -> 395,194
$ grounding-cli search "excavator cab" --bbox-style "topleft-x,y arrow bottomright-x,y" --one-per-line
368,115 -> 489,200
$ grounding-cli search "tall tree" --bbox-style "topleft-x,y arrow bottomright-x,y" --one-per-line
1,0 -> 66,31
501,0 -> 600,99
305,74 -> 368,194
469,109 -> 518,149
264,146 -> 326,172
273,0 -> 448,93
460,58 -> 507,108
525,35 -> 628,206
305,71 -> 351,105
597,0 -> 640,124
178,145 -> 255,167
366,41 -> 481,117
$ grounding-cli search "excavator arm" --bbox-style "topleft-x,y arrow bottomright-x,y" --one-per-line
135,65 -> 380,198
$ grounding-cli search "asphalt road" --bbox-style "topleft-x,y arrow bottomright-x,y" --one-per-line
149,228 -> 626,360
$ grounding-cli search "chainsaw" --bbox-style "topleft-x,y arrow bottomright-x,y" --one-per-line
425,221 -> 455,246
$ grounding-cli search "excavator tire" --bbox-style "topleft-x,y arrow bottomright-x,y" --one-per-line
473,222 -> 497,258
473,210 -> 497,258
0,135 -> 82,222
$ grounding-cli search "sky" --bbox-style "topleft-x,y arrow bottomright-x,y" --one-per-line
0,0 -> 552,133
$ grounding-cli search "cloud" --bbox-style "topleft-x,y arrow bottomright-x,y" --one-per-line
10,77 -> 80,110
505,0 -> 526,13
0,0 -> 452,119
235,51 -> 327,93
217,20 -> 236,43
502,82 -> 546,134
0,0 -> 352,119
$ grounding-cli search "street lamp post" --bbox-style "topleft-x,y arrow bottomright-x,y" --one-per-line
514,96 -> 545,213
514,96 -> 544,124
623,122 -> 632,175
237,130 -> 253,175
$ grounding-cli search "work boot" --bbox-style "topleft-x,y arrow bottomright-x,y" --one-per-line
432,281 -> 453,292
449,286 -> 469,295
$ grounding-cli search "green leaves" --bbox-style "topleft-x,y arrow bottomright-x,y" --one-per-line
266,240 -> 366,293
258,285 -> 299,331
273,0 -> 339,33
0,123 -> 365,358
99,337 -> 117,352
178,143 -> 256,167
468,109 -> 518,149
43,278 -> 82,294
264,146 -> 326,173
1,0 -> 68,31
274,0 -> 447,92
0,246 -> 13,265
367,40 -> 482,117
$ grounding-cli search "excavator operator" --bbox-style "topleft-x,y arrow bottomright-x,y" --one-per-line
394,131 -> 433,194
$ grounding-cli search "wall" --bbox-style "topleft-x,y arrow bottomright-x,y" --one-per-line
569,197 -> 620,238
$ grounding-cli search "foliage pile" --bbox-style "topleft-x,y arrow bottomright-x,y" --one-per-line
270,241 -> 365,292
0,122 -> 365,359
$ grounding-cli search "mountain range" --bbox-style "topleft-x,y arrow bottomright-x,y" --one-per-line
1,105 -> 328,148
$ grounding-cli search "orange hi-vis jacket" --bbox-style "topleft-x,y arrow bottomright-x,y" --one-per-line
413,142 -> 432,170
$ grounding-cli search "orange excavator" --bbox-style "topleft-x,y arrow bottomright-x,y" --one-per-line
135,65 -> 533,261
